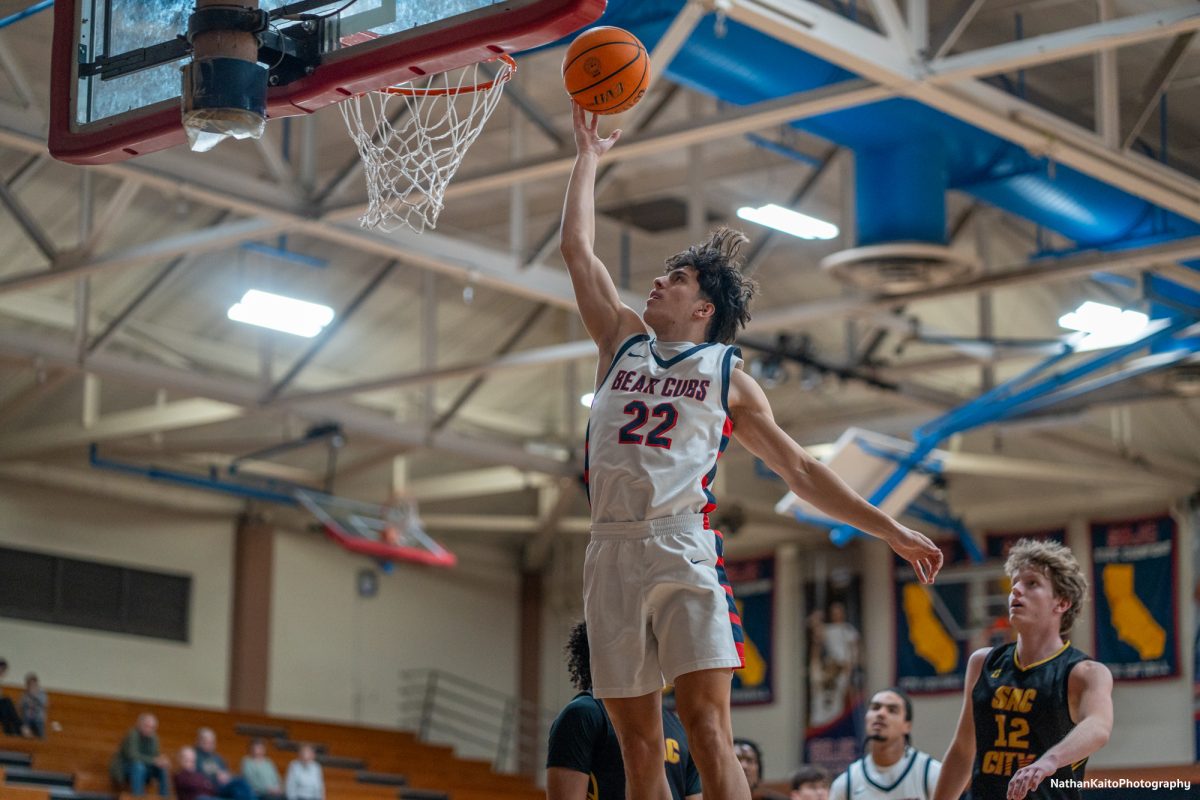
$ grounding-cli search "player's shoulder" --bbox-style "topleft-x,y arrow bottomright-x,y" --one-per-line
1067,657 -> 1113,685
555,692 -> 605,724
968,645 -> 995,665
828,769 -> 849,800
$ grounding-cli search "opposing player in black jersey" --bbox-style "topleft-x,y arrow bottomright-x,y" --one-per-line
547,621 -> 702,800
933,539 -> 1113,800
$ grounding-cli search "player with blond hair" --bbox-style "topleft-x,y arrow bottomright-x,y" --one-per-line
933,539 -> 1113,800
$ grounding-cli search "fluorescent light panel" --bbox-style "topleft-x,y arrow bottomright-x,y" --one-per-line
580,392 -> 595,408
1058,301 -> 1149,351
228,289 -> 334,338
737,203 -> 839,240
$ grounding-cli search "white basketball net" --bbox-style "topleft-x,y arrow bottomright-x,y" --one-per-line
340,55 -> 516,233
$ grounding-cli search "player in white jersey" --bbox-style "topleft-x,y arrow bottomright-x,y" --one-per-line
561,103 -> 944,800
830,688 -> 941,800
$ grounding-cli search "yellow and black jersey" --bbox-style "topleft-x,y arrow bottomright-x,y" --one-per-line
970,642 -> 1092,800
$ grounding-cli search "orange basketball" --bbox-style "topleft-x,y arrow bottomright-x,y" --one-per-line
562,27 -> 651,115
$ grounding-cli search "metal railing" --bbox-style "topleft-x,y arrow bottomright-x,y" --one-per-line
399,668 -> 557,775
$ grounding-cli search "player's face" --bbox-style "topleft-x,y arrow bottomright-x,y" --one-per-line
645,266 -> 711,331
865,691 -> 910,744
734,743 -> 760,788
1008,565 -> 1068,631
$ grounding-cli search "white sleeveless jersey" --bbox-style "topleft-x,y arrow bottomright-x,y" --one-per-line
830,749 -> 941,800
585,334 -> 741,524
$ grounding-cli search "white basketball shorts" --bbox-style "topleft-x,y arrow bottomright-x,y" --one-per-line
583,513 -> 744,698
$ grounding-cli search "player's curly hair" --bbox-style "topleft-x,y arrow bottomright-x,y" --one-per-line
565,619 -> 591,691
664,227 -> 757,344
1004,538 -> 1088,636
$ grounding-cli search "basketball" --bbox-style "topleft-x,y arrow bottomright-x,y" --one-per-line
562,26 -> 650,115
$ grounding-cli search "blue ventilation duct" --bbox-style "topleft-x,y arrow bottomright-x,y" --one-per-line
574,1 -> 1200,272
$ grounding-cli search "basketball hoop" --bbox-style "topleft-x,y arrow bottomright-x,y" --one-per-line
340,53 -> 517,233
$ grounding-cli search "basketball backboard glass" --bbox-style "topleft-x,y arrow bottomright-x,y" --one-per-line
50,0 -> 604,164
774,427 -> 932,524
293,487 -> 457,568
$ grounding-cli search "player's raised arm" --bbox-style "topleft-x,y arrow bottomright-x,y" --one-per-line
727,369 -> 943,583
560,103 -> 644,356
932,648 -> 989,800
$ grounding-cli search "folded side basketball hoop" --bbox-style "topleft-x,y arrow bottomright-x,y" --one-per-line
294,488 -> 457,568
49,0 -> 604,165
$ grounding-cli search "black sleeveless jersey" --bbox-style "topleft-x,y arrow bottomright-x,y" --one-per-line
970,642 -> 1092,800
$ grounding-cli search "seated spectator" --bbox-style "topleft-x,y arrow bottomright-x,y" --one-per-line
20,673 -> 47,738
195,727 -> 255,800
285,744 -> 324,800
791,765 -> 830,800
241,738 -> 283,798
0,658 -> 24,736
109,713 -> 171,797
175,746 -> 219,800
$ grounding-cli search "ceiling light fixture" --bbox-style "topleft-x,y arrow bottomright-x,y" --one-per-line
1058,301 -> 1149,351
227,289 -> 334,338
736,203 -> 839,240
579,392 -> 595,408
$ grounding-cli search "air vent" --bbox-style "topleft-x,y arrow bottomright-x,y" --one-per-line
820,242 -> 978,295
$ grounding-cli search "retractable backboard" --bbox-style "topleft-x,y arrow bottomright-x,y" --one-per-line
50,0 -> 605,164
774,427 -> 932,524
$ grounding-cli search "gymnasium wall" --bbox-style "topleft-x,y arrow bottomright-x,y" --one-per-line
268,526 -> 522,737
0,482 -> 234,708
0,480 -> 525,746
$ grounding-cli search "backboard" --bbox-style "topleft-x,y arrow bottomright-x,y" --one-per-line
293,487 -> 457,568
774,427 -> 932,524
50,0 -> 605,164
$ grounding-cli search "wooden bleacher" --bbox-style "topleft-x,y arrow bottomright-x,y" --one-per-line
1,687 -> 542,800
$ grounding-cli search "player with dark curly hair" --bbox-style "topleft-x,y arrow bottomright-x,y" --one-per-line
547,621 -> 701,800
562,101 -> 944,800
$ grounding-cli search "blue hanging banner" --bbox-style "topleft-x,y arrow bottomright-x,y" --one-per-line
1091,515 -> 1178,681
894,538 -> 971,695
726,556 -> 775,706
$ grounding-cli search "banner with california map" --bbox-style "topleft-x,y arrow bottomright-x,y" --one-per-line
1091,515 -> 1178,681
894,539 -> 970,694
726,556 -> 774,706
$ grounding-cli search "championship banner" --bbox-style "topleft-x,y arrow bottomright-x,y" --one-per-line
1091,515 -> 1178,681
804,572 -> 863,774
726,556 -> 774,706
894,539 -> 970,694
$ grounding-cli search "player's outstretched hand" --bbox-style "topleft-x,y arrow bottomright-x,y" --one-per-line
571,101 -> 621,158
1006,758 -> 1055,799
889,526 -> 943,584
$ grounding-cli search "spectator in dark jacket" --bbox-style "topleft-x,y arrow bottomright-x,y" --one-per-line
175,746 -> 219,800
0,658 -> 25,736
109,713 -> 171,796
196,727 -> 255,800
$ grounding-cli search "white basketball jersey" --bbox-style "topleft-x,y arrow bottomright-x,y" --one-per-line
585,334 -> 741,524
830,749 -> 941,800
